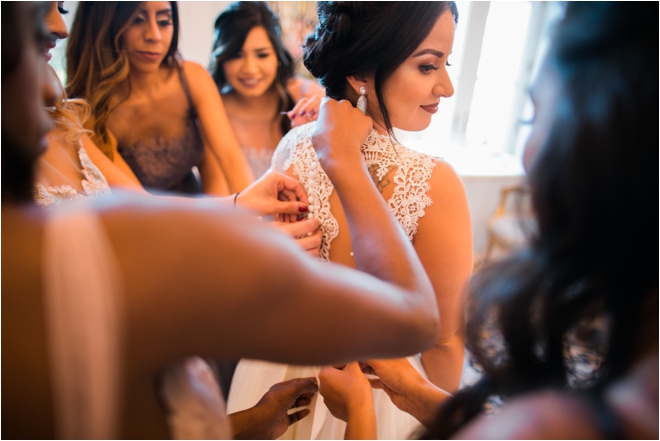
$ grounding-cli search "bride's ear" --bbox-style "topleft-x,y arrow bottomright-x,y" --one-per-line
346,75 -> 370,97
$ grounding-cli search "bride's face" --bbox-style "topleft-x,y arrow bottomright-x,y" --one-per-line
371,10 -> 455,133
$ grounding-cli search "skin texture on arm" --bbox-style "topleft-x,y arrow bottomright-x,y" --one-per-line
414,160 -> 473,393
95,192 -> 437,437
183,61 -> 254,194
364,358 -> 451,429
452,392 -> 604,439
311,98 -> 438,298
197,140 -> 230,196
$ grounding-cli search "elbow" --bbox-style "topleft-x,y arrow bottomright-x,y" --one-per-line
413,305 -> 440,353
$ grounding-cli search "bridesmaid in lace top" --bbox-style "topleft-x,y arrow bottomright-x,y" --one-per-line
210,1 -> 325,179
66,2 -> 254,196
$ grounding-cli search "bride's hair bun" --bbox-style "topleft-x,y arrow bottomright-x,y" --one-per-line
304,2 -> 359,83
303,2 -> 458,135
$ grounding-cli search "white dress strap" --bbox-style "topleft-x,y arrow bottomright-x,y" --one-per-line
42,205 -> 124,439
35,144 -> 111,208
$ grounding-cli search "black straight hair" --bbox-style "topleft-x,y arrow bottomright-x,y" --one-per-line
426,2 -> 658,437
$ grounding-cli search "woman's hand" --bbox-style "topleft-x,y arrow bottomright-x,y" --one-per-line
236,169 -> 309,218
310,98 -> 373,176
319,363 -> 377,439
287,95 -> 322,128
229,377 -> 318,440
270,219 -> 322,258
361,358 -> 451,428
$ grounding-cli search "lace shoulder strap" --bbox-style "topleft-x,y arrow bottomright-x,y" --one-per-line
272,122 -> 339,261
361,133 -> 437,240
78,145 -> 111,198
271,123 -> 438,260
42,205 -> 124,438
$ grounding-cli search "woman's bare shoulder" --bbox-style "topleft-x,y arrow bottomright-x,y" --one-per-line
181,60 -> 218,100
425,157 -> 467,203
181,59 -> 210,80
453,391 -> 602,440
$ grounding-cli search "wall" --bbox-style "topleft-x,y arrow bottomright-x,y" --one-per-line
178,2 -> 232,67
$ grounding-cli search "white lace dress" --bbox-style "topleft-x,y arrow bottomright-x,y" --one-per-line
227,122 -> 439,440
35,145 -> 111,207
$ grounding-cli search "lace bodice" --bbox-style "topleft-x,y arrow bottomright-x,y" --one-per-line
35,145 -> 111,207
272,122 -> 438,261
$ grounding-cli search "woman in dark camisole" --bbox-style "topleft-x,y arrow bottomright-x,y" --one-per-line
116,64 -> 205,195
66,2 -> 255,197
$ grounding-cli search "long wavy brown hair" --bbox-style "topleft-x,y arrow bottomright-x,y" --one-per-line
46,65 -> 92,145
65,1 -> 180,159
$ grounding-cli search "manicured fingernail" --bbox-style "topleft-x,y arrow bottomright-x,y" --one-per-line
300,110 -> 306,116
298,205 -> 309,213
290,113 -> 296,119
309,110 -> 316,116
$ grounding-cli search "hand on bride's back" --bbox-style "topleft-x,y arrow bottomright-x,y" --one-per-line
311,97 -> 373,172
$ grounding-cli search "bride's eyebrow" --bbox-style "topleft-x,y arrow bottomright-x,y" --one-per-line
412,49 -> 445,58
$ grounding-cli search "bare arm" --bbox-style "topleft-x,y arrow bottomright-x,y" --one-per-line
184,61 -> 254,194
364,358 -> 451,428
415,160 -> 473,393
104,98 -> 437,365
102,194 -> 437,367
312,98 -> 438,298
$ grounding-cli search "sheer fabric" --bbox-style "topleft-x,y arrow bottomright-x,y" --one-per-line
227,112 -> 281,179
34,130 -> 110,207
160,357 -> 232,440
229,122 -> 440,439
42,204 -> 124,439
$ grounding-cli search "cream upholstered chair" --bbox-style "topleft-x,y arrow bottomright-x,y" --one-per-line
483,184 -> 536,263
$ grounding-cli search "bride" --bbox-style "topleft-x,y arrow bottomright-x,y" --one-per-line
227,2 -> 473,439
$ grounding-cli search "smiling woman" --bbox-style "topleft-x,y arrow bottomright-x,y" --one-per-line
209,1 -> 325,179
66,1 -> 254,196
227,2 -> 473,439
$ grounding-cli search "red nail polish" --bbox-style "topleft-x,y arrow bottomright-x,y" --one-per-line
300,110 -> 306,116
298,205 -> 309,213
291,113 -> 297,119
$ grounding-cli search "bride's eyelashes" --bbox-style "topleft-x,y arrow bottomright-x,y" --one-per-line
57,1 -> 69,15
419,64 -> 439,74
419,59 -> 452,74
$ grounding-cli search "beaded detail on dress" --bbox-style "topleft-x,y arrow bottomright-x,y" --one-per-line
35,145 -> 111,207
272,122 -> 437,261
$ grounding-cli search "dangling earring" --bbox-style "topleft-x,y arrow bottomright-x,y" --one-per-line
357,86 -> 367,114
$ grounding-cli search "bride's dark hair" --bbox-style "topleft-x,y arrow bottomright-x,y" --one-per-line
425,2 -> 658,437
303,2 -> 458,136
